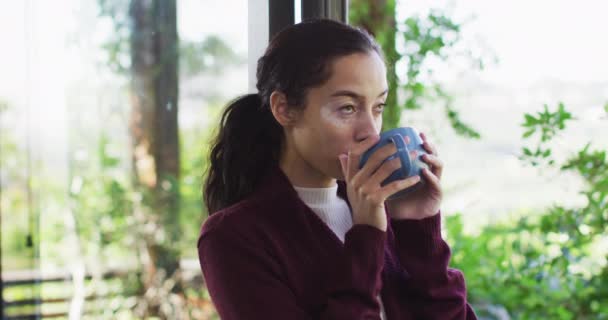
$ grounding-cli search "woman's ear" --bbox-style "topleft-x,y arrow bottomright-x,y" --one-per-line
269,91 -> 298,126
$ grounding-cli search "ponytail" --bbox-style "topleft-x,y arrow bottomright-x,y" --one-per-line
204,94 -> 283,215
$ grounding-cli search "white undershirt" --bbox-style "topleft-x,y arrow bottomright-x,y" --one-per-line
294,184 -> 387,320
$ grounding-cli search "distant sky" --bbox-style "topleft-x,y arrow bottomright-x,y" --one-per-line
398,0 -> 608,87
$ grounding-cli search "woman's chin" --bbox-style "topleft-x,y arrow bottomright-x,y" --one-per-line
331,166 -> 346,181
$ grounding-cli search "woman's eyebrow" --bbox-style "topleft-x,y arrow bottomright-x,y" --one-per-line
330,88 -> 389,99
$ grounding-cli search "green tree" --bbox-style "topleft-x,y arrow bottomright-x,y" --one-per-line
93,0 -> 243,317
97,0 -> 183,317
0,99 -> 35,271
128,0 -> 181,284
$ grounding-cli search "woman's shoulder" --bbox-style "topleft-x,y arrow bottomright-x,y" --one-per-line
198,167 -> 304,247
197,193 -> 282,247
202,197 -> 260,229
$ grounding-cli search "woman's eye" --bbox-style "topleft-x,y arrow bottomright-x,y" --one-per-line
376,103 -> 386,112
340,105 -> 355,113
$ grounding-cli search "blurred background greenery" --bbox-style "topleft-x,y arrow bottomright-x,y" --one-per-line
1,0 -> 606,319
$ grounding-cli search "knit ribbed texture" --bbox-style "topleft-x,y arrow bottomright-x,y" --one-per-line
294,184 -> 387,320
293,184 -> 352,243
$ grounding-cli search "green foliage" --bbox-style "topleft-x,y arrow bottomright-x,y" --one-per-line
63,127 -> 209,317
401,11 -> 460,80
351,3 -> 485,136
436,85 -> 481,139
521,102 -> 574,141
520,102 -> 574,167
68,133 -> 132,252
181,36 -> 244,76
0,98 -> 8,111
447,102 -> 608,319
97,0 -> 241,77
0,100 -> 37,270
179,125 -> 210,256
399,10 -> 482,138
97,0 -> 131,74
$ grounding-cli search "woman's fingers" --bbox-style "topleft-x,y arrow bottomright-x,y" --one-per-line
419,132 -> 442,178
347,135 -> 380,182
420,132 -> 438,156
365,156 -> 401,189
378,175 -> 421,201
422,167 -> 441,191
422,153 -> 443,178
351,138 -> 398,187
345,132 -> 442,200
423,141 -> 437,156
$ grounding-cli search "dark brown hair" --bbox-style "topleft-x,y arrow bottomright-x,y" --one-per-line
204,18 -> 382,215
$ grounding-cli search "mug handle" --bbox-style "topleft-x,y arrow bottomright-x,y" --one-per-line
389,134 -> 412,178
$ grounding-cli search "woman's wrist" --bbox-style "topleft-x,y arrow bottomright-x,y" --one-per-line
385,201 -> 439,220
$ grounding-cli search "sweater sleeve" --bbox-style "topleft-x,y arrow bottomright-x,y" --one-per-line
197,223 -> 386,320
389,212 -> 477,319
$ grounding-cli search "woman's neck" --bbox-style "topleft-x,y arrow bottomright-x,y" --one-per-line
279,147 -> 337,188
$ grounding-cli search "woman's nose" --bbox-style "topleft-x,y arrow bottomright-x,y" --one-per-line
354,111 -> 381,142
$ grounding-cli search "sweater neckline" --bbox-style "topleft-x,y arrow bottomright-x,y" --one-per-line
256,166 -> 352,249
293,184 -> 339,206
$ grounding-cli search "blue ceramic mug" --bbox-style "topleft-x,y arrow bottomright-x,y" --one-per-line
358,127 -> 428,199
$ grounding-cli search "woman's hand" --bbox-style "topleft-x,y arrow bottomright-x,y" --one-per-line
339,136 -> 422,232
386,132 -> 443,220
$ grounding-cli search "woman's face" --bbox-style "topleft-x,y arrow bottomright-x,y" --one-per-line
289,51 -> 388,181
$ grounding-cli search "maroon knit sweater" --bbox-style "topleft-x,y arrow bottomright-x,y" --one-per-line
197,165 -> 477,319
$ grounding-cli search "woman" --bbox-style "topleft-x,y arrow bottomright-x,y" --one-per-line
199,19 -> 476,319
